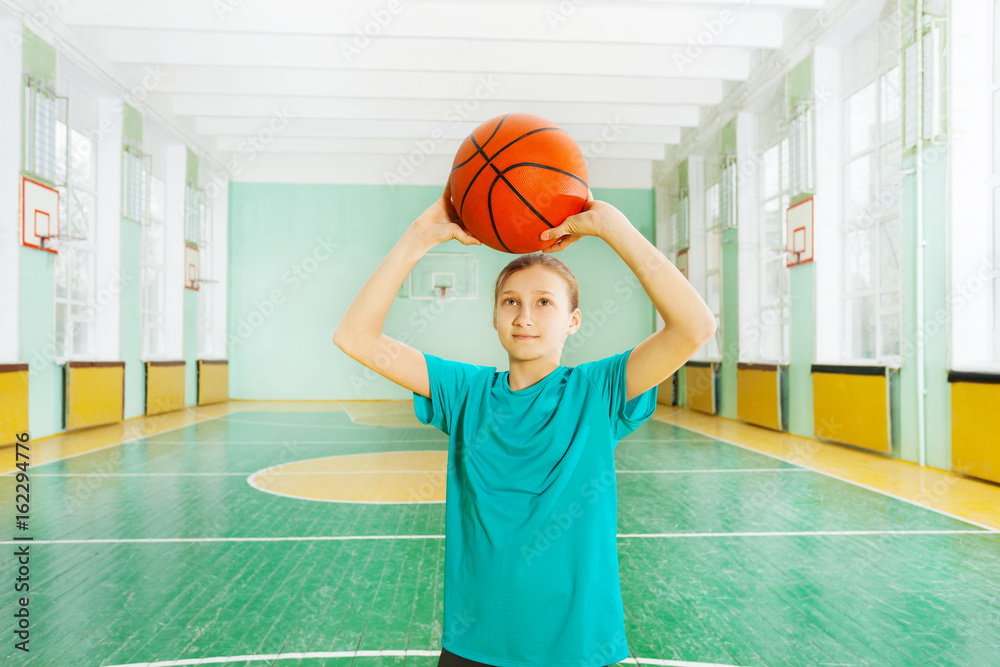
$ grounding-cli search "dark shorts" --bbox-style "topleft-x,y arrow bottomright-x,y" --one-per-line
437,647 -> 617,667
437,647 -> 498,667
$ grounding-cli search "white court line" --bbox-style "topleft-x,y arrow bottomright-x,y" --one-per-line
338,401 -> 357,424
101,650 -> 740,667
615,468 -> 809,474
22,468 -> 813,477
655,421 -> 1000,533
623,439 -> 718,443
2,529 -> 993,545
139,439 -> 443,445
0,409 -> 239,475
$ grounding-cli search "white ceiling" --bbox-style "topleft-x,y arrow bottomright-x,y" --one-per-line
49,0 -> 826,187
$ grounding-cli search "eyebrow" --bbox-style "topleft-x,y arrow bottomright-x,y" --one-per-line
500,290 -> 556,297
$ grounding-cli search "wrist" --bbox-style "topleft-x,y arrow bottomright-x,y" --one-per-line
404,223 -> 438,255
600,214 -> 638,246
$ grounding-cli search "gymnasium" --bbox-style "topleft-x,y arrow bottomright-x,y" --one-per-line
1,0 -> 998,665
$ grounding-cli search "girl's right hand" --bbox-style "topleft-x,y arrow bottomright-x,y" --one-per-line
411,182 -> 483,248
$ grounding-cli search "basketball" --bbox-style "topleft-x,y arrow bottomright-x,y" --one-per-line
449,113 -> 589,254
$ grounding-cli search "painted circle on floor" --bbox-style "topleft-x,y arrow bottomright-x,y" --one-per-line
247,450 -> 447,504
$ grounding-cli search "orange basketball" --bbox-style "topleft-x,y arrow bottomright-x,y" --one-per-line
449,113 -> 589,254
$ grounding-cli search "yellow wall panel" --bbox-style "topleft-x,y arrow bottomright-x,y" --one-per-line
813,371 -> 890,454
0,365 -> 30,446
146,362 -> 186,416
65,363 -> 124,431
198,360 -> 228,406
738,367 -> 781,431
686,364 -> 716,415
656,374 -> 677,405
951,382 -> 1000,484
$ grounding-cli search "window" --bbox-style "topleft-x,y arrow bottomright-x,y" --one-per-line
758,136 -> 791,363
720,155 -> 737,229
22,78 -> 66,185
52,126 -> 98,362
705,181 -> 722,358
141,176 -> 167,360
122,146 -> 151,224
672,191 -> 690,252
184,182 -> 204,247
994,186 -> 999,362
841,6 -> 902,362
788,104 -> 814,195
994,0 -> 1000,362
197,194 -> 217,357
754,82 -> 792,364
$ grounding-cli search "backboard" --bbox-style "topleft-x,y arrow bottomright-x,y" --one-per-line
675,249 -> 689,279
408,252 -> 477,300
185,244 -> 199,290
21,176 -> 59,254
786,197 -> 814,267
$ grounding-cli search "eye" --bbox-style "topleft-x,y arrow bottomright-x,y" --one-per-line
504,298 -> 515,305
540,299 -> 550,305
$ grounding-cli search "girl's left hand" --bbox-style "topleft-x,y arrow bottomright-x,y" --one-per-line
539,190 -> 630,253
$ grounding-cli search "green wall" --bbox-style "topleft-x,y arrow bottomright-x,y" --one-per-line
227,183 -> 657,400
20,247 -> 61,437
900,146 -> 951,468
718,225 -> 739,419
121,220 -> 144,419
184,290 -> 198,405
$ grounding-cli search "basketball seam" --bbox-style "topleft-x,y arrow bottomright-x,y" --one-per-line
486,172 -> 516,253
500,162 -> 588,189
458,126 -> 566,220
451,113 -> 509,173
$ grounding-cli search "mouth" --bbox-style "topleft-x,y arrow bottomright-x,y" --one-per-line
513,335 -> 537,341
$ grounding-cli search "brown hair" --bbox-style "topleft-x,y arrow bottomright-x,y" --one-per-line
493,253 -> 579,320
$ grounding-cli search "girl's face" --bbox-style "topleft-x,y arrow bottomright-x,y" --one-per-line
493,265 -> 581,361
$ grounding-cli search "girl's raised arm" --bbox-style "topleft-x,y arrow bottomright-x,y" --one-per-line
333,184 -> 481,398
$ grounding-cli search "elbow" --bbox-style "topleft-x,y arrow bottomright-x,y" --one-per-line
332,328 -> 351,352
695,317 -> 717,345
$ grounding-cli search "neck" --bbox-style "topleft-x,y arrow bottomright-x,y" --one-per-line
507,354 -> 560,391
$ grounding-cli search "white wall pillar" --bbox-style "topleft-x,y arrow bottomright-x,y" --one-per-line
735,111 -> 760,362
949,0 -> 993,370
95,97 -> 123,361
813,45 -> 844,364
210,178 -> 228,359
687,154 -> 707,359
0,18 -> 22,362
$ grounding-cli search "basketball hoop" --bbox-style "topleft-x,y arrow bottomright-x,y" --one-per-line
435,286 -> 449,300
40,233 -> 87,248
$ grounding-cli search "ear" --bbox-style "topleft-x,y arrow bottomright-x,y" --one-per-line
568,308 -> 582,334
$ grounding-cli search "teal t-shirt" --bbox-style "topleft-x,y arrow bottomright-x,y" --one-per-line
413,346 -> 658,667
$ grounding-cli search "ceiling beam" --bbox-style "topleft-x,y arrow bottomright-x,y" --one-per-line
85,29 -> 753,80
211,136 -> 667,161
61,0 -> 792,49
171,95 -> 701,127
115,66 -> 727,106
194,117 -> 683,145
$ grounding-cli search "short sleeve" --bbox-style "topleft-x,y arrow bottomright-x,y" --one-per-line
412,352 -> 482,435
576,346 -> 658,441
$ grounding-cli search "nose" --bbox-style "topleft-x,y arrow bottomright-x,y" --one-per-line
513,304 -> 533,326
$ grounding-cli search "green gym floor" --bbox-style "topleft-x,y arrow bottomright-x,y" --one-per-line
2,402 -> 999,667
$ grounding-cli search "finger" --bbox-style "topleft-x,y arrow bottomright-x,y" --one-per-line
548,234 -> 580,251
586,188 -> 594,203
542,233 -> 570,253
443,180 -> 452,202
460,228 -> 483,245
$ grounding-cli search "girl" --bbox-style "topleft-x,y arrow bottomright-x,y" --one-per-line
334,184 -> 716,667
